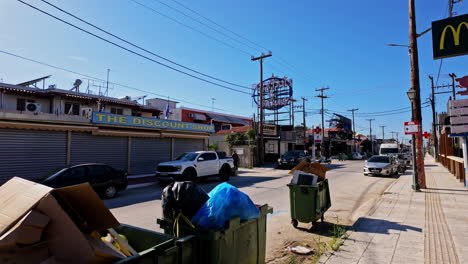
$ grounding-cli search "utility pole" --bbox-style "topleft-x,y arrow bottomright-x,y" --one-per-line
106,69 -> 110,91
380,125 -> 386,142
366,119 -> 375,154
251,51 -> 272,165
449,73 -> 457,100
429,75 -> 439,159
211,98 -> 216,112
316,87 -> 330,157
348,108 -> 359,152
409,0 -> 425,189
301,97 -> 307,151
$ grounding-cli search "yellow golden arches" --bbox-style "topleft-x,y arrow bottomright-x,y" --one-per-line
440,22 -> 468,50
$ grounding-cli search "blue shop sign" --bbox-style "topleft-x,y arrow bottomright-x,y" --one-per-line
92,112 -> 215,133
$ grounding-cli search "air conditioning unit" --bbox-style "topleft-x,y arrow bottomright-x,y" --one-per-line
25,103 -> 41,113
81,107 -> 93,119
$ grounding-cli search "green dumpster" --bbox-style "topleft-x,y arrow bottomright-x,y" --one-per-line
288,179 -> 331,229
114,224 -> 196,264
157,204 -> 273,264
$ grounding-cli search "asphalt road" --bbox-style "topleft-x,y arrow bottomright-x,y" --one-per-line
106,160 -> 397,261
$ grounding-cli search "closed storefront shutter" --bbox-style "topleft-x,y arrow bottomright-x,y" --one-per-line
0,129 -> 66,183
173,138 -> 204,158
71,132 -> 127,171
130,137 -> 171,175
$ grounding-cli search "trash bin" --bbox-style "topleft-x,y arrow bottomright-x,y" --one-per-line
288,179 -> 331,229
157,204 -> 273,264
114,224 -> 196,264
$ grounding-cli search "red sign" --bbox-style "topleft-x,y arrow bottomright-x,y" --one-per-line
313,126 -> 322,134
422,131 -> 430,139
405,121 -> 420,135
457,76 -> 468,95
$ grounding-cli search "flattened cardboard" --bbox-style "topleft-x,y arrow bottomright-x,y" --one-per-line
0,177 -> 52,236
36,194 -> 94,264
53,183 -> 119,232
0,241 -> 50,264
0,210 -> 49,246
289,161 -> 332,179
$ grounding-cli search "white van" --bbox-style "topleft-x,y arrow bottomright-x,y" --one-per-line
379,143 -> 399,156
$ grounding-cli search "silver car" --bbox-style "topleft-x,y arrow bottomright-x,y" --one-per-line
364,156 -> 398,176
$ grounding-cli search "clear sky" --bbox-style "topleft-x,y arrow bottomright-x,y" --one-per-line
1,0 -> 467,142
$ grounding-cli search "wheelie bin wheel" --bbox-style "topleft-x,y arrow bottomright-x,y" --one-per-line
291,219 -> 298,228
309,221 -> 318,231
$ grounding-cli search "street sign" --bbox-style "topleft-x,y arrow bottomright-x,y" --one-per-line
451,116 -> 468,125
432,14 -> 468,59
313,126 -> 322,134
449,98 -> 468,133
456,76 -> 468,95
404,121 -> 420,135
314,134 -> 322,143
451,125 -> 468,134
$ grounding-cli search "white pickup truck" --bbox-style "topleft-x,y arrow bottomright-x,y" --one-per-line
156,151 -> 235,182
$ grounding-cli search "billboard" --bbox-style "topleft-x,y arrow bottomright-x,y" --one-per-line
432,14 -> 468,59
252,77 -> 293,110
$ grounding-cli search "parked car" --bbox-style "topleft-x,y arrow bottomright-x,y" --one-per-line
363,156 -> 398,177
156,151 -> 235,182
352,152 -> 363,160
277,150 -> 311,169
42,164 -> 128,199
396,154 -> 407,173
359,152 -> 368,160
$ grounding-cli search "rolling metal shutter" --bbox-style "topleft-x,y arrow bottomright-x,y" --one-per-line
130,137 -> 171,175
0,128 -> 66,183
71,132 -> 128,171
173,138 -> 204,158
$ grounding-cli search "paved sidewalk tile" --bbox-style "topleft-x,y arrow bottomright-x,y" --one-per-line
320,157 -> 468,264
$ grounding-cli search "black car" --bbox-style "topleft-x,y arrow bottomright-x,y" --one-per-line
277,150 -> 311,169
42,164 -> 128,199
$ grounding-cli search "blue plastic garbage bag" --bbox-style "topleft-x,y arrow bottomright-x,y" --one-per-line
191,182 -> 260,229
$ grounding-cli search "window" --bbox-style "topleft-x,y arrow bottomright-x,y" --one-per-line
65,166 -> 88,180
16,99 -> 26,111
111,108 -> 123,115
88,165 -> 109,180
65,102 -> 80,115
199,153 -> 217,161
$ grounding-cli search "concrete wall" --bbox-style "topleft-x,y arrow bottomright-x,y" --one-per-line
1,93 -> 51,113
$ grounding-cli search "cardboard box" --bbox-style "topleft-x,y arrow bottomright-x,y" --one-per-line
0,210 -> 50,247
0,177 -> 124,264
289,161 -> 332,180
0,241 -> 50,264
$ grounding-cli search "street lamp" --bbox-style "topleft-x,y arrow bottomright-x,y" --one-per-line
407,88 -> 420,191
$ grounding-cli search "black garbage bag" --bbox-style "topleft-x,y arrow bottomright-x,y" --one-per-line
162,181 -> 209,223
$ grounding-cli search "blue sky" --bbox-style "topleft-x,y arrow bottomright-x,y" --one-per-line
1,0 -> 467,141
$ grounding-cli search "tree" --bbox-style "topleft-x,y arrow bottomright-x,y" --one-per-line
208,143 -> 218,151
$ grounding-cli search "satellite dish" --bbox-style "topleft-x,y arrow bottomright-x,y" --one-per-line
73,79 -> 82,88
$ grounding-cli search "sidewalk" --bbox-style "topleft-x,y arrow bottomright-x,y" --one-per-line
319,157 -> 468,264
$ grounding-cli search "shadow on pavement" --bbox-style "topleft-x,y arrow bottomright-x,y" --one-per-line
294,221 -> 350,237
106,175 -> 285,209
352,217 -> 422,234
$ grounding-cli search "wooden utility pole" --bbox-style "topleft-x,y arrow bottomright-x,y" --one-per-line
316,87 -> 329,157
449,73 -> 457,100
301,97 -> 307,151
251,52 -> 272,165
429,75 -> 439,160
409,0 -> 425,189
366,119 -> 375,154
380,125 -> 386,142
348,108 -> 359,152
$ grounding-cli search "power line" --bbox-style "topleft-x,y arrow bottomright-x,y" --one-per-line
129,0 -> 252,56
16,0 -> 251,95
151,0 -> 264,53
166,0 -> 322,86
37,0 -> 252,90
169,0 -> 269,51
0,49 -> 246,115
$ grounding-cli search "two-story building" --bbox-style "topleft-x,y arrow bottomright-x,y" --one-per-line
0,80 -> 213,182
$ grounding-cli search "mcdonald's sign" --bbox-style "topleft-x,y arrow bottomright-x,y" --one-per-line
432,14 -> 468,59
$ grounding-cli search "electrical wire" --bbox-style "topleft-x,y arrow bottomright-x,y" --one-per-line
0,49 -> 247,115
38,0 -> 252,90
129,0 -> 252,56
16,0 -> 251,95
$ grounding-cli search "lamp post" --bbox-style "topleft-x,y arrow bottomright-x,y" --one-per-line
407,88 -> 420,191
